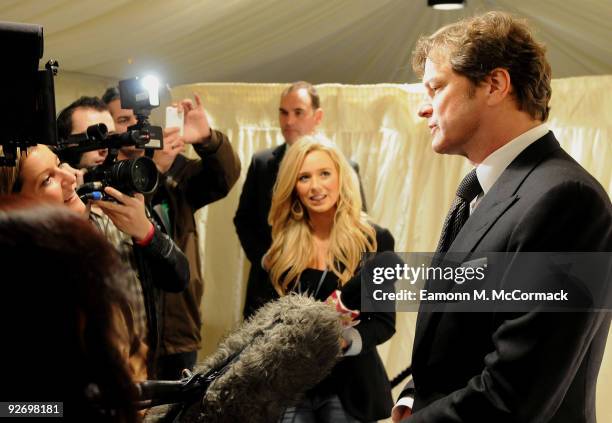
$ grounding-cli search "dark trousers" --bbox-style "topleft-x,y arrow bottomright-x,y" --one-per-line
279,393 -> 372,423
157,351 -> 198,380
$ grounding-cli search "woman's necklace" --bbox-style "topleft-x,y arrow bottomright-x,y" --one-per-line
297,268 -> 329,298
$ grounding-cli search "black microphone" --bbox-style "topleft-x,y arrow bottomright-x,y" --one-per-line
339,250 -> 405,311
77,182 -> 105,202
139,294 -> 343,423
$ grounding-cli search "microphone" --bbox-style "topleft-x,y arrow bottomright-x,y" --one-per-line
337,251 -> 405,311
77,181 -> 105,202
138,294 -> 343,423
79,191 -> 103,202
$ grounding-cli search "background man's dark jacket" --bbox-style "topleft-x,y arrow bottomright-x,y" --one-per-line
153,129 -> 241,356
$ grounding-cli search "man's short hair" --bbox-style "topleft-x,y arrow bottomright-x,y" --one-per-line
57,96 -> 108,141
56,96 -> 108,166
102,86 -> 120,105
412,11 -> 551,121
281,81 -> 321,110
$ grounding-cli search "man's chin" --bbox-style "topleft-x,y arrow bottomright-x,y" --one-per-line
432,142 -> 468,159
431,138 -> 449,154
431,136 -> 461,156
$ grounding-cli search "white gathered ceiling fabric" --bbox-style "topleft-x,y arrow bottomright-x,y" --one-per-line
1,0 -> 611,85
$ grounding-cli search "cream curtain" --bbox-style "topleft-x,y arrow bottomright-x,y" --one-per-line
171,75 -> 612,421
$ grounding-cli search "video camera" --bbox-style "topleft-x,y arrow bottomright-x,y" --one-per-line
64,122 -> 159,200
0,21 -> 59,166
0,21 -> 162,202
60,76 -> 165,200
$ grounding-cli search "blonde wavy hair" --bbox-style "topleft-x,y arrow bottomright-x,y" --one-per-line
264,136 -> 376,296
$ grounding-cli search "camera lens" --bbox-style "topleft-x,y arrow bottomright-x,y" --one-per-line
128,156 -> 158,194
112,156 -> 158,194
83,156 -> 158,196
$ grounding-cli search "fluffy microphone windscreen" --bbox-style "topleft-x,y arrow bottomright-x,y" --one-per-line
177,294 -> 343,423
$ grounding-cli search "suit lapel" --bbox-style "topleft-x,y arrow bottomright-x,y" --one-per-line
412,132 -> 562,364
270,143 -> 287,167
264,143 -> 287,203
268,143 -> 286,182
451,131 -> 560,255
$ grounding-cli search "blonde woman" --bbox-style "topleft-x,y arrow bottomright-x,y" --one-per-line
0,145 -> 87,214
264,137 -> 395,423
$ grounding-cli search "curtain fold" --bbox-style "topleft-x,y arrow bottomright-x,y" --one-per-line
171,75 -> 612,421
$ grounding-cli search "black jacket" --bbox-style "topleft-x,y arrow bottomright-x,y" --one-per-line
133,222 -> 190,371
277,224 -> 396,421
403,132 -> 612,423
151,130 -> 241,356
89,209 -> 189,376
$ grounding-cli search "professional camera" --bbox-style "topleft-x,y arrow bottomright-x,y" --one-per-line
63,123 -> 160,200
0,21 -> 59,166
61,76 -> 165,200
83,155 -> 158,196
117,76 -> 163,148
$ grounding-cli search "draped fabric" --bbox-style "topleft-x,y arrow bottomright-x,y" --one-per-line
171,75 -> 612,421
3,0 -> 611,85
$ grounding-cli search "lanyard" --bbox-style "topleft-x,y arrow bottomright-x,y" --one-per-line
297,268 -> 329,298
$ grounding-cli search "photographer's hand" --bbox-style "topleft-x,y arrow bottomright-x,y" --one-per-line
178,94 -> 212,144
154,127 -> 185,174
94,187 -> 153,241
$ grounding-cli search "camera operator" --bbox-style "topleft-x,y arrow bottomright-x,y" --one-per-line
56,96 -> 190,378
102,87 -> 241,380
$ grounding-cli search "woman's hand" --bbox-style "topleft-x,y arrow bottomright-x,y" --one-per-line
325,290 -> 360,327
340,337 -> 348,350
391,404 -> 412,422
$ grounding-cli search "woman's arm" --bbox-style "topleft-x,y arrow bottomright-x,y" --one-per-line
343,224 -> 397,355
134,223 -> 190,292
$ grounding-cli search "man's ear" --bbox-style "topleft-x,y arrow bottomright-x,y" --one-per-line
485,68 -> 512,106
314,108 -> 324,125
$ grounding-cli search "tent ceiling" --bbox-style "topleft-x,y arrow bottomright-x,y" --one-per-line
2,0 -> 611,86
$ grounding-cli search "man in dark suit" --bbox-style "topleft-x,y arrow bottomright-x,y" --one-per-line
235,81 -> 366,318
393,12 -> 612,422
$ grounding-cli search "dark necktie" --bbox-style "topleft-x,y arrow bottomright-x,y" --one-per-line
435,169 -> 482,253
414,170 -> 482,365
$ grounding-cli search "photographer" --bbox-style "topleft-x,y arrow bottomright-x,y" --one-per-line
103,88 -> 241,380
56,96 -> 190,378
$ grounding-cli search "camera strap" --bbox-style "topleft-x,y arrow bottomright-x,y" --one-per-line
152,201 -> 172,238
